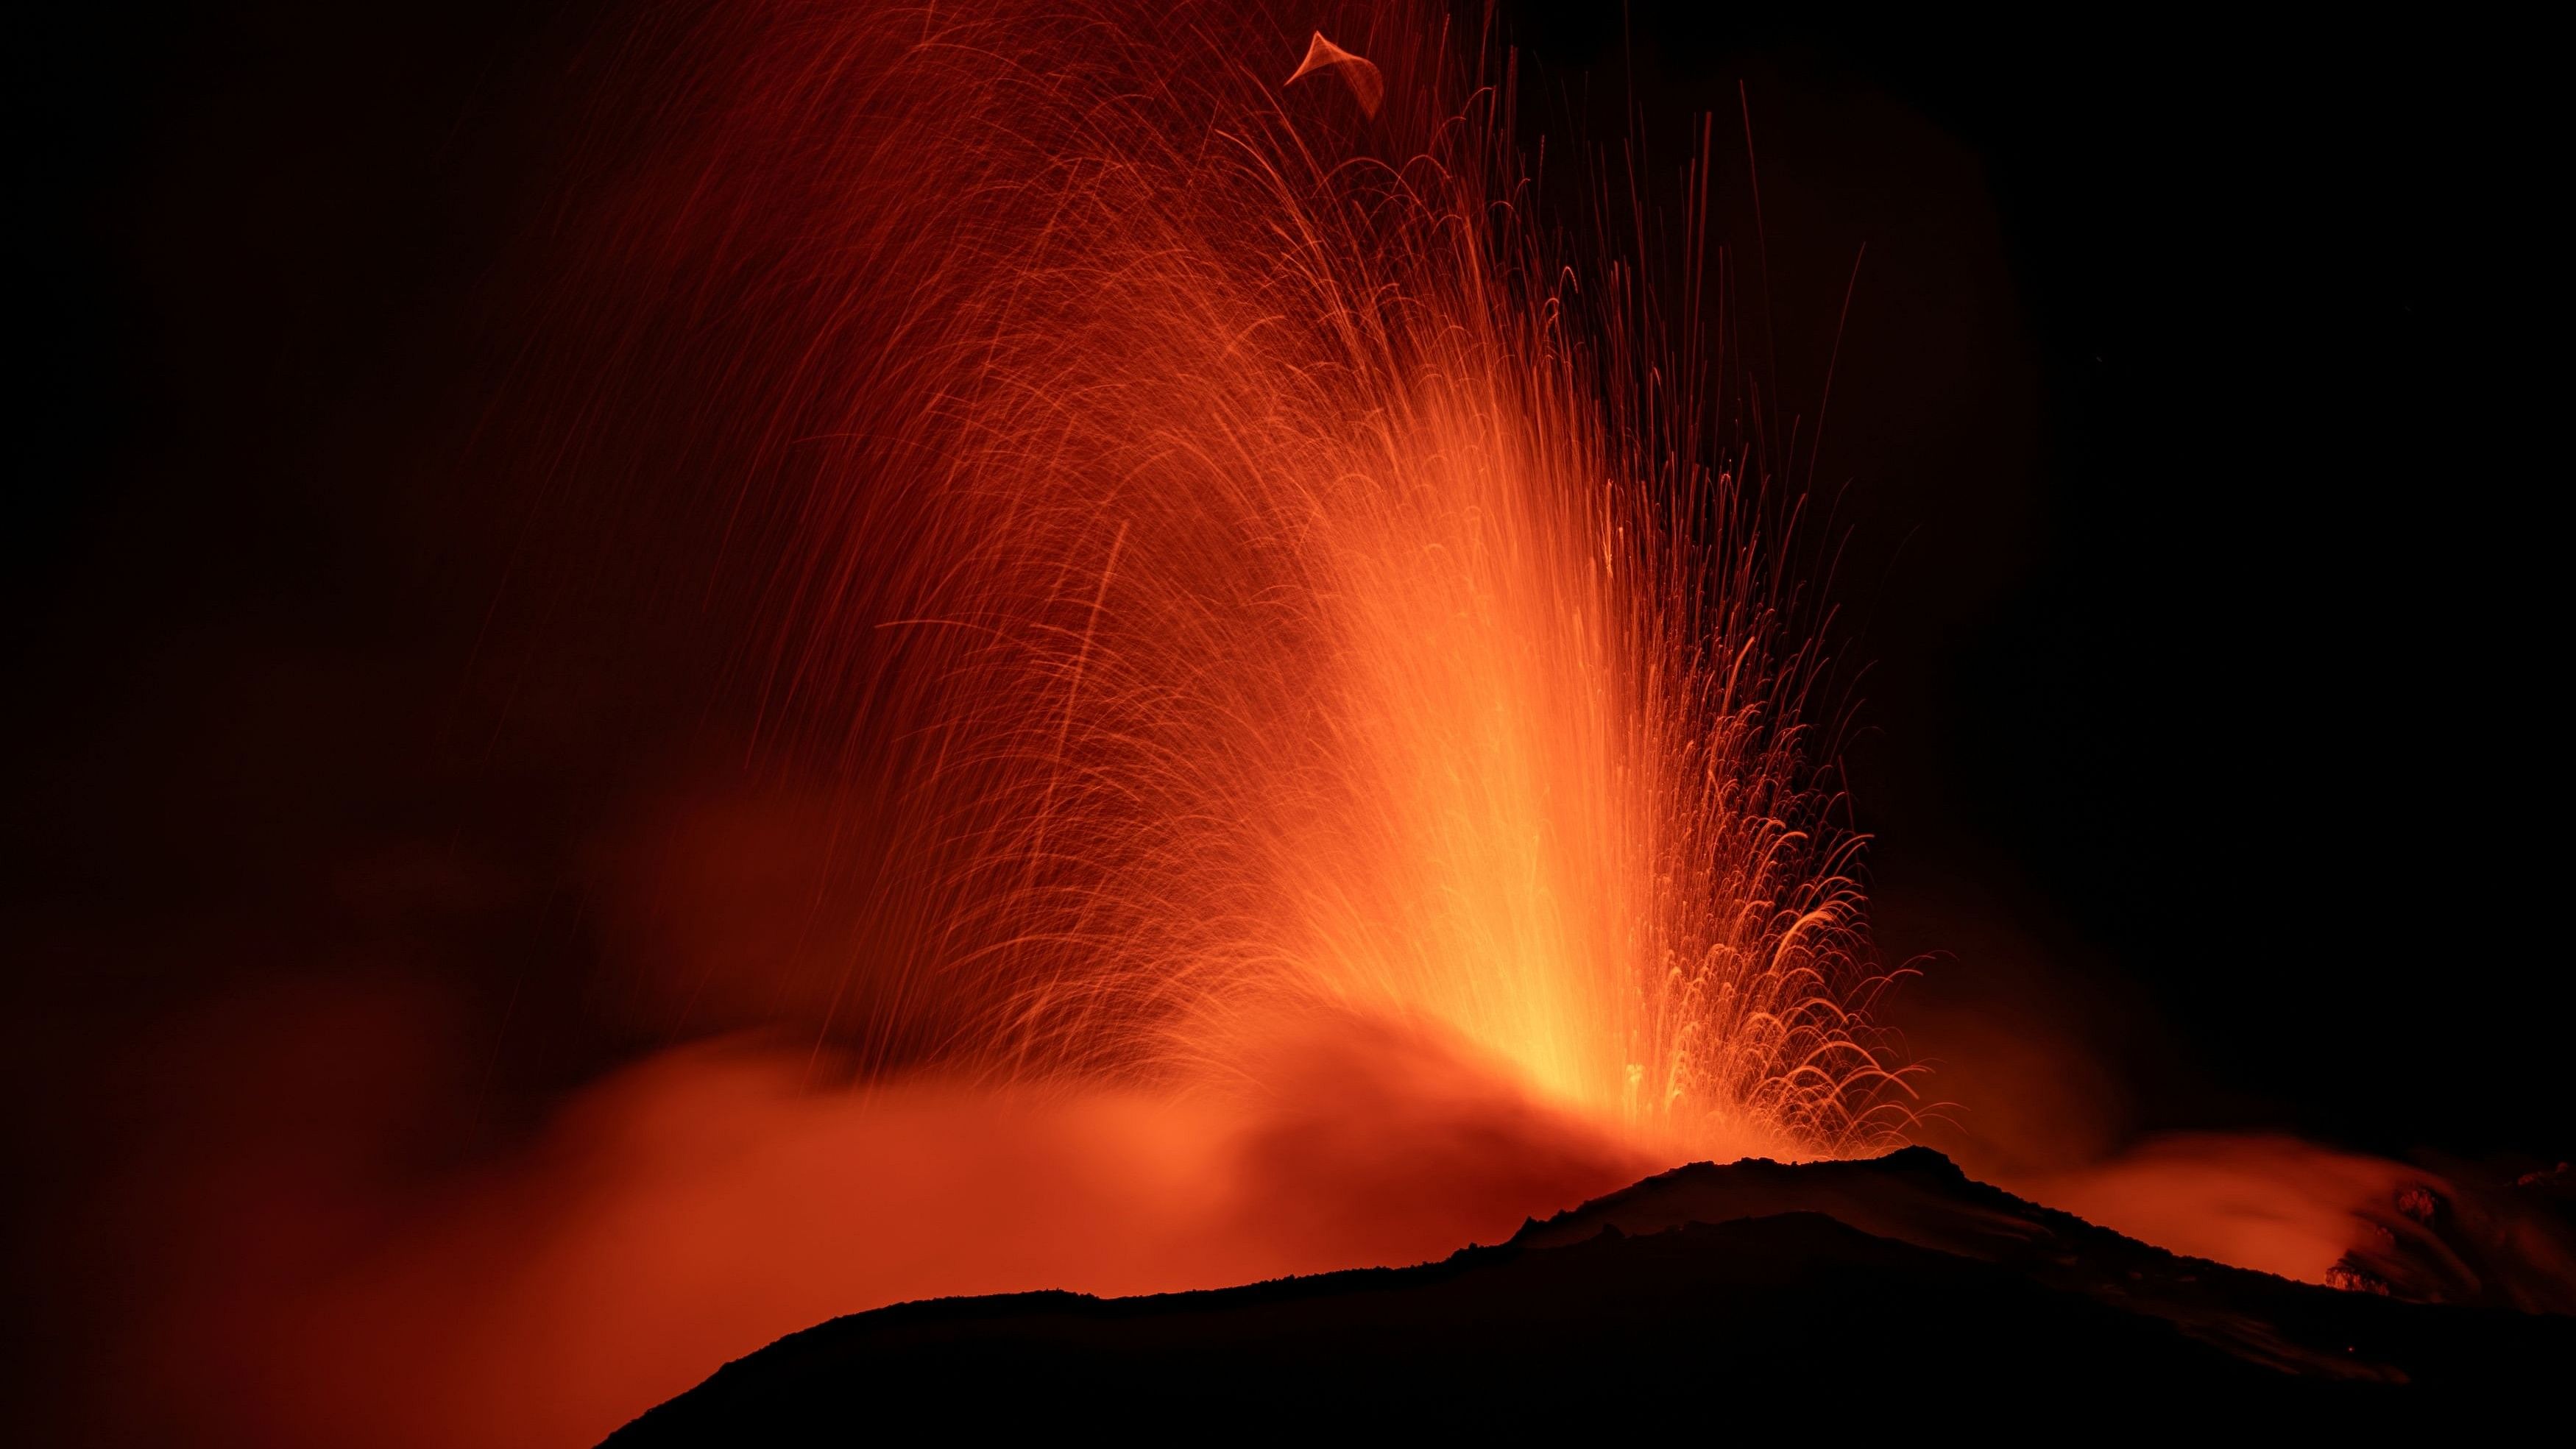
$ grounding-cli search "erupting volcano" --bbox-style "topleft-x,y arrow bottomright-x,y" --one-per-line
12,1 -> 2568,1444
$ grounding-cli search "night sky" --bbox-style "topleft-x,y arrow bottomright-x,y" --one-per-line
1498,4 -> 2565,1162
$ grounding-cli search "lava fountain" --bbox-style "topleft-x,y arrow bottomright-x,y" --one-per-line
542,0 -> 1917,1154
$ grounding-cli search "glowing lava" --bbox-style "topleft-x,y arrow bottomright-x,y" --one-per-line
562,0 -> 1918,1161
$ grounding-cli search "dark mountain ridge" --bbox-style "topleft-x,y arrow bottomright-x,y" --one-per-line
608,1149 -> 2570,1439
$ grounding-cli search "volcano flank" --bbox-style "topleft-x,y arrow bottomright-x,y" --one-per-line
607,1149 -> 2570,1437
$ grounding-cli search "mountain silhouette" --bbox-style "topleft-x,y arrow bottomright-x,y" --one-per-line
607,1148 -> 2569,1439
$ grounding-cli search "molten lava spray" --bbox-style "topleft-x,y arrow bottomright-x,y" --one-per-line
559,0 -> 1914,1155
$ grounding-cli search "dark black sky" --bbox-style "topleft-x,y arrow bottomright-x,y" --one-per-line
1493,5 -> 2563,1161
7,0 -> 2563,1211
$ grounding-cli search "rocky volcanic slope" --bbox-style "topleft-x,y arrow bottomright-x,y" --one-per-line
606,1149 -> 2570,1439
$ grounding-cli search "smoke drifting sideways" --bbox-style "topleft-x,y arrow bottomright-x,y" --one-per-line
118,982 -> 1649,1449
15,2 -> 2535,1445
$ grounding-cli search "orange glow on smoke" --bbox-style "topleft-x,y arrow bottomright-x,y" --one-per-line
2015,1135 -> 2416,1283
146,1018 -> 1651,1449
